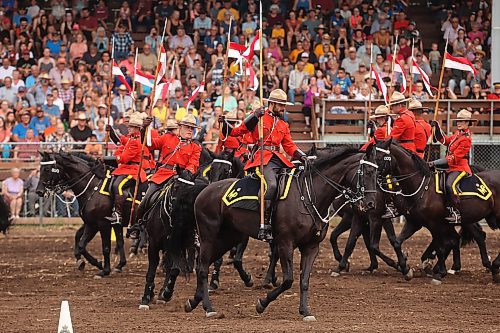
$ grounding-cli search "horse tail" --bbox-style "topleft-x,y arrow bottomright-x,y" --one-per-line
459,224 -> 477,247
485,214 -> 499,231
0,195 -> 12,234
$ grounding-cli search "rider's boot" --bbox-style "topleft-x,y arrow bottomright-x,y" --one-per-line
381,201 -> 401,219
257,200 -> 273,243
106,195 -> 125,226
445,194 -> 461,224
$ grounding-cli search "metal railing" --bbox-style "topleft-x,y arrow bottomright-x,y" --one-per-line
318,99 -> 500,141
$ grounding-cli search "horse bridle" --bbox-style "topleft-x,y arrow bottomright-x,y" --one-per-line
40,159 -> 97,198
373,146 -> 430,198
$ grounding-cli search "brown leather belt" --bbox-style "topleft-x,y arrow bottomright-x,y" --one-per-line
397,140 -> 413,143
260,145 -> 280,152
160,164 -> 176,170
127,162 -> 140,165
416,148 -> 425,153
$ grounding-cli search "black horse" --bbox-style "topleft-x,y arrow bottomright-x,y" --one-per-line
0,195 -> 12,234
37,151 -> 127,277
138,174 -> 207,309
185,147 -> 379,320
364,139 -> 500,283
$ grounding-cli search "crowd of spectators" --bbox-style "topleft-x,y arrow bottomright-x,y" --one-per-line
0,0 -> 496,217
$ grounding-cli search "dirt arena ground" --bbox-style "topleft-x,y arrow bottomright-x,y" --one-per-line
0,224 -> 498,333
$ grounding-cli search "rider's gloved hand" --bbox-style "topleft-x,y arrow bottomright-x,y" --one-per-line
429,120 -> 439,128
254,108 -> 265,118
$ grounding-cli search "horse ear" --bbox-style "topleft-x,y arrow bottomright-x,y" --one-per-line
386,137 -> 393,147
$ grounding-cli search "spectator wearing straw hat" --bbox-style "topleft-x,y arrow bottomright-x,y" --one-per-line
33,73 -> 52,107
69,112 -> 92,149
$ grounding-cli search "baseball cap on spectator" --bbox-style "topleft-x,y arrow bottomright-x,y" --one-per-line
189,74 -> 197,79
409,21 -> 416,26
302,52 -> 309,58
20,110 -> 30,116
322,34 -> 331,41
348,47 -> 357,53
40,73 -> 50,80
18,86 -> 26,93
98,104 -> 108,109
204,97 -> 212,103
316,4 -> 321,9
61,77 -> 71,84
494,82 -> 500,90
118,84 -> 128,91
301,24 -> 308,30
270,4 -> 279,11
334,8 -> 340,13
128,52 -> 134,57
72,23 -> 79,30
368,5 -> 374,10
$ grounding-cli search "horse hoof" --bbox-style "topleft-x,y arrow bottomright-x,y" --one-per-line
209,280 -> 219,291
447,269 -> 459,275
206,311 -> 218,318
330,271 -> 341,278
404,268 -> 414,281
431,278 -> 442,286
156,299 -> 166,305
93,274 -> 102,279
113,268 -> 122,274
361,269 -> 376,276
303,315 -> 317,322
129,253 -> 136,259
244,277 -> 254,288
76,259 -> 85,271
138,304 -> 150,310
184,300 -> 193,313
256,299 -> 266,314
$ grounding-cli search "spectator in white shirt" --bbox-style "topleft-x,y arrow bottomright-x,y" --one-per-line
193,9 -> 212,46
341,47 -> 362,76
287,60 -> 307,104
443,16 -> 464,44
0,58 -> 15,83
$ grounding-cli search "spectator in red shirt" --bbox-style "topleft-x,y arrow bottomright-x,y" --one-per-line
94,0 -> 109,28
394,12 -> 409,32
78,7 -> 98,41
397,36 -> 412,60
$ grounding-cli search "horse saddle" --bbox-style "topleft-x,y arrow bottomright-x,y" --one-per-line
435,171 -> 492,201
99,170 -> 145,204
222,168 -> 299,211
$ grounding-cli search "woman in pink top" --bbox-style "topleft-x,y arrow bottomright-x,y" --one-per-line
265,38 -> 283,64
2,168 -> 24,219
302,76 -> 321,129
69,33 -> 88,63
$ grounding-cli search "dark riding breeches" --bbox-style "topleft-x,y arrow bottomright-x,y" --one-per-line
262,156 -> 287,201
135,181 -> 166,224
111,175 -> 135,205
445,171 -> 462,196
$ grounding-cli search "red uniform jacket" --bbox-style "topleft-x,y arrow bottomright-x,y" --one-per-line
390,109 -> 416,152
414,118 -> 431,158
149,133 -> 202,184
441,129 -> 472,174
216,131 -> 241,152
361,123 -> 388,151
230,111 -> 298,170
118,133 -> 156,171
235,132 -> 254,159
112,134 -> 148,182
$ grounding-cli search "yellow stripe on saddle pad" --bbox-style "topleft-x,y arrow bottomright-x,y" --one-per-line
202,165 -> 211,177
435,171 -> 492,201
99,170 -> 112,196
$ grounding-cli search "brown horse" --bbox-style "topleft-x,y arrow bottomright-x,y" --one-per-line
364,139 -> 500,284
185,147 -> 379,320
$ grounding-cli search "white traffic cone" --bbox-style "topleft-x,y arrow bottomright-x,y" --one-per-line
57,300 -> 73,333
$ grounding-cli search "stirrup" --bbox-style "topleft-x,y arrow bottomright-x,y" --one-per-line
257,224 -> 273,243
381,204 -> 397,219
105,211 -> 121,225
126,223 -> 141,239
445,207 -> 461,224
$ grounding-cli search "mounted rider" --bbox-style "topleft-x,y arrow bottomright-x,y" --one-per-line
361,105 -> 391,151
220,88 -> 308,241
217,110 -> 242,155
429,109 -> 477,223
409,99 -> 431,159
388,91 -> 416,153
127,114 -> 202,239
106,113 -> 148,225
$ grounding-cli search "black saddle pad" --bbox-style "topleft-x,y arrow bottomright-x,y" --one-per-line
222,168 -> 298,211
435,171 -> 492,200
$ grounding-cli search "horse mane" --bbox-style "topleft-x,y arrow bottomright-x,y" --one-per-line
391,142 -> 431,176
310,146 -> 362,171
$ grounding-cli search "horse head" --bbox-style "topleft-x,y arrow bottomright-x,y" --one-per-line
209,149 -> 236,183
358,142 -> 380,211
369,138 -> 395,177
36,150 -> 62,196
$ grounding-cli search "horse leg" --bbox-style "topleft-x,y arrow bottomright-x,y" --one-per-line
77,225 -> 102,271
232,237 -> 253,287
159,267 -> 180,303
139,242 -> 160,309
377,219 -> 402,271
95,223 -> 112,278
491,252 -> 500,283
256,242 -> 294,315
112,224 -> 127,273
329,214 -> 352,263
331,216 -> 363,277
129,238 -> 139,257
74,224 -> 86,270
448,234 -> 462,275
467,224 -> 491,271
361,222 -> 378,272
263,242 -> 280,288
420,240 -> 437,276
298,243 -> 320,321
431,231 -> 459,285
209,258 -> 223,291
